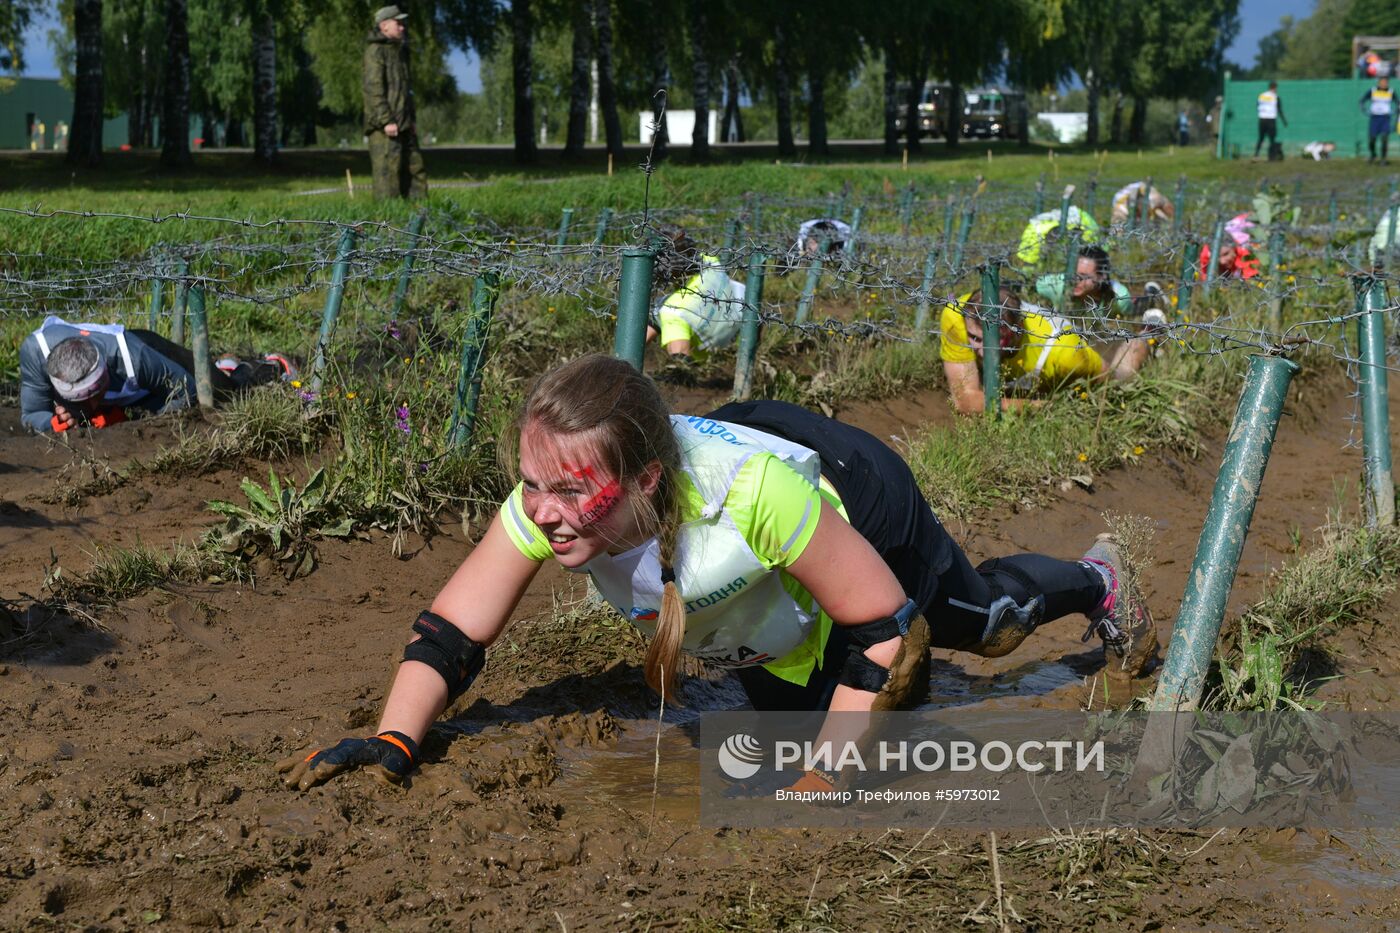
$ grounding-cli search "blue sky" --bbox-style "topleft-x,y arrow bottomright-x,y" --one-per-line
17,0 -> 1316,89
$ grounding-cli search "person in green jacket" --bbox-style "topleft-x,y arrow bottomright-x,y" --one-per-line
364,5 -> 427,199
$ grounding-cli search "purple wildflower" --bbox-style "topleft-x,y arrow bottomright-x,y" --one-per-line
386,320 -> 402,340
297,389 -> 317,403
395,405 -> 411,436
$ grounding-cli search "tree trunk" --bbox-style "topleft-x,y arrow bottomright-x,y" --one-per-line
807,67 -> 827,156
593,0 -> 622,157
1128,94 -> 1147,145
904,62 -> 924,152
252,7 -> 278,164
564,0 -> 591,158
944,80 -> 961,150
687,0 -> 709,160
722,57 -> 744,142
647,20 -> 668,159
160,0 -> 192,168
1109,92 -> 1124,144
1085,69 -> 1100,146
773,23 -> 795,157
511,0 -> 537,162
127,89 -> 143,148
67,0 -> 104,167
882,42 -> 898,155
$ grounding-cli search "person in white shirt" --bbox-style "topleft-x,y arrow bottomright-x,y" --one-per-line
1253,81 -> 1286,161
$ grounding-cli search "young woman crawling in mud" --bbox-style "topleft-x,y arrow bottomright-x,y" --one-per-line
278,354 -> 1156,792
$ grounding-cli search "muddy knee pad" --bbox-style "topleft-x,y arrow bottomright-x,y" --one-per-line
973,594 -> 1045,658
870,614 -> 931,712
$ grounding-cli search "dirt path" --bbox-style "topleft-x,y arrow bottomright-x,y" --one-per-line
1,369 -> 1398,929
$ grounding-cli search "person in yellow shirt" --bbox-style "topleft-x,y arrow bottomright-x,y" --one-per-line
939,286 -> 1153,416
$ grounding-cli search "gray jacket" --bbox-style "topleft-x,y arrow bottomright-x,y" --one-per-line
19,323 -> 197,432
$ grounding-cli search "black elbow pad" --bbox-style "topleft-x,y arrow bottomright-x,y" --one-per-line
402,610 -> 487,703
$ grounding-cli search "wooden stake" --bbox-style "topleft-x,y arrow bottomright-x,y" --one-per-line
902,147 -> 908,170
608,153 -> 614,176
345,168 -> 354,198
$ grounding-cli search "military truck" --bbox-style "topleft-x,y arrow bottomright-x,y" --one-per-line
959,88 -> 1027,139
894,82 -> 952,139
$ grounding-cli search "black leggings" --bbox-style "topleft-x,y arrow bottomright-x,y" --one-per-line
132,330 -> 279,399
1254,119 -> 1277,156
707,401 -> 1104,711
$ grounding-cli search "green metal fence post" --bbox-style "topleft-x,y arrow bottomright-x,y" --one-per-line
1326,189 -> 1338,263
942,196 -> 956,242
1147,353 -> 1301,712
1177,240 -> 1197,314
1365,182 -> 1375,220
980,264 -> 1002,419
843,207 -> 862,258
914,245 -> 940,340
391,210 -> 428,317
1034,175 -> 1045,215
1086,178 -> 1099,219
1358,276 -> 1395,527
614,248 -> 655,371
592,207 -> 613,251
148,265 -> 164,332
1202,219 -> 1225,299
449,272 -> 502,451
556,207 -> 574,248
721,216 -> 741,267
171,259 -> 189,346
950,204 -> 976,275
310,226 -> 358,396
1058,184 -> 1075,231
899,185 -> 915,235
1173,175 -> 1187,232
187,284 -> 215,410
795,246 -> 825,325
732,252 -> 766,400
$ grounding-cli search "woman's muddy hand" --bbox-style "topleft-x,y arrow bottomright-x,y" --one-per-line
274,731 -> 419,791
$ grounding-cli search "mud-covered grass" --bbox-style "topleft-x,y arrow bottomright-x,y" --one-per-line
47,540 -> 244,606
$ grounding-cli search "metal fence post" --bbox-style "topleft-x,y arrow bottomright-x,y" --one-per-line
950,204 -> 976,274
914,246 -> 940,340
187,284 -> 215,410
148,264 -> 164,332
795,246 -> 825,325
980,263 -> 1002,419
1034,175 -> 1045,215
391,210 -> 428,317
592,207 -> 613,251
899,185 -> 915,235
1147,353 -> 1300,712
1058,230 -> 1081,315
732,252 -> 766,401
1267,226 -> 1286,332
1357,276 -> 1395,527
1202,219 -> 1225,299
556,207 -> 574,249
1173,176 -> 1186,232
614,248 -> 655,371
310,226 -> 358,395
1058,184 -> 1075,231
171,258 -> 189,346
720,216 -> 741,267
843,207 -> 862,258
449,273 -> 501,451
1177,240 -> 1197,313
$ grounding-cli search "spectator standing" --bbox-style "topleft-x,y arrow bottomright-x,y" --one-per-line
1361,76 -> 1395,165
1253,81 -> 1286,162
363,5 -> 427,199
1177,110 -> 1189,147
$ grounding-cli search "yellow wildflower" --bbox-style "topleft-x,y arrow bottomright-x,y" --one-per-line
346,392 -> 358,400
1133,445 -> 1145,455
1077,452 -> 1088,462
290,380 -> 302,388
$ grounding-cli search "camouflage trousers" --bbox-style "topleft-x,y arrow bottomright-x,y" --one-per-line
367,129 -> 427,200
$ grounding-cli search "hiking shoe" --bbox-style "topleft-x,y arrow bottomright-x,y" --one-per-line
1080,533 -> 1158,678
264,353 -> 299,381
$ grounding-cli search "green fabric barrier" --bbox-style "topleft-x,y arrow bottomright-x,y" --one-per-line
1219,74 -> 1388,160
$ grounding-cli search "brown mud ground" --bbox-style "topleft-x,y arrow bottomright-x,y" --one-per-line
2,370 -> 1399,931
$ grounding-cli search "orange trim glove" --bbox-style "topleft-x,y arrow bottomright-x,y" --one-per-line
51,414 -> 70,433
784,769 -> 837,794
89,407 -> 127,429
275,730 -> 419,790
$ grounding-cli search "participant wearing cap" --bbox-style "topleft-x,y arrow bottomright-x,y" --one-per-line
17,316 -> 291,433
364,5 -> 427,199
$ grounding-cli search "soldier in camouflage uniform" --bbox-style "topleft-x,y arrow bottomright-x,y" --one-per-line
364,5 -> 427,199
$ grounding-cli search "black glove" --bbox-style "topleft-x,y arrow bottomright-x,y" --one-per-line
275,730 -> 419,790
